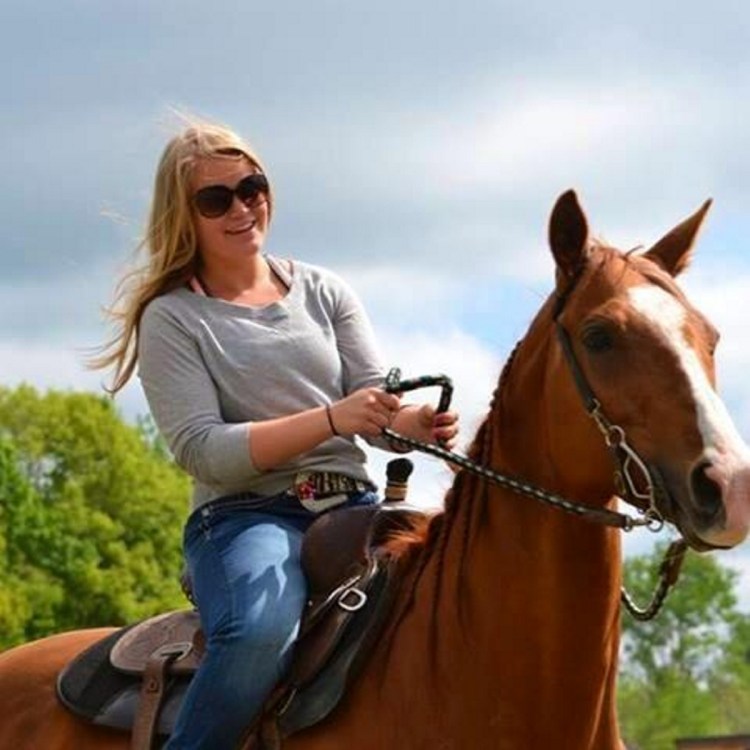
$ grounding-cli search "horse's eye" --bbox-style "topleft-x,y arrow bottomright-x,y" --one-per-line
582,326 -> 613,353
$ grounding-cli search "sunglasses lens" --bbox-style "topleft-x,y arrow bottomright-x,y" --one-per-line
236,174 -> 269,206
193,174 -> 269,218
194,186 -> 233,218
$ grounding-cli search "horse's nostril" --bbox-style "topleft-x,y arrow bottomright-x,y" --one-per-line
689,461 -> 723,523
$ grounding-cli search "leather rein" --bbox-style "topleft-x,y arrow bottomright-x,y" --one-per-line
382,275 -> 687,621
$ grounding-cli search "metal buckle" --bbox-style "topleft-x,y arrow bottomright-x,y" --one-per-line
338,587 -> 368,612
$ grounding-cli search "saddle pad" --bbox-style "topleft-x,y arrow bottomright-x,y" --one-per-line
56,624 -> 188,737
57,626 -> 138,721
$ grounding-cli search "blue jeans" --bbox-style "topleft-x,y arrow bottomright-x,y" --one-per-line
164,490 -> 378,750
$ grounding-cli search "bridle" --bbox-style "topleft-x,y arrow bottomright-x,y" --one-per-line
552,283 -> 666,530
382,270 -> 688,620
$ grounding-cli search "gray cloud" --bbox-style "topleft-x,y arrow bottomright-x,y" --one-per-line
2,1 -> 750,323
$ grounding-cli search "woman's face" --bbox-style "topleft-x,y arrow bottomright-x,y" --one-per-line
190,155 -> 270,268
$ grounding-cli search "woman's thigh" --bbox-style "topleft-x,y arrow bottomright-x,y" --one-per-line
185,510 -> 310,646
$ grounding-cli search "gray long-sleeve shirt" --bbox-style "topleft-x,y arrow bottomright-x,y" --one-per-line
137,258 -> 387,510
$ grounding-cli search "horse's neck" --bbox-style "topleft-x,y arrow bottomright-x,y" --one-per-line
400,331 -> 623,747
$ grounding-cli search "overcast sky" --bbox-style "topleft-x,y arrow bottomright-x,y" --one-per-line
2,1 -> 750,601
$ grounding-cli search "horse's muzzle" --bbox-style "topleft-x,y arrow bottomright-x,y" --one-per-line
683,453 -> 750,550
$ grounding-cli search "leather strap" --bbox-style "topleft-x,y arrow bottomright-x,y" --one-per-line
131,647 -> 183,749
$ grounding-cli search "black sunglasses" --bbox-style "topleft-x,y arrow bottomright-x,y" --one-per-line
192,173 -> 269,219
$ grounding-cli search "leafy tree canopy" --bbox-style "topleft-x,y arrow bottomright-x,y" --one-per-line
619,542 -> 750,749
0,385 -> 191,649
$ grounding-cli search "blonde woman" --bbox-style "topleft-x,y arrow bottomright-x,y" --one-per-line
95,117 -> 459,749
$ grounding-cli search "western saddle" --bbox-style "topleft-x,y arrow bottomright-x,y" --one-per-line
57,459 -> 423,749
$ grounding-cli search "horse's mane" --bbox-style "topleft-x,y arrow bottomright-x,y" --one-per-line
372,363 -> 508,668
375,339 -> 519,663
379,329 -> 525,563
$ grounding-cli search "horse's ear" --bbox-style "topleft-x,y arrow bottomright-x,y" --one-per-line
549,190 -> 590,283
644,199 -> 712,277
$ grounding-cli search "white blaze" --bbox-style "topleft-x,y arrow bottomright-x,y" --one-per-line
627,283 -> 750,546
628,284 -> 750,473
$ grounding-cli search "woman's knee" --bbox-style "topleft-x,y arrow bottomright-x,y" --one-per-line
207,625 -> 297,694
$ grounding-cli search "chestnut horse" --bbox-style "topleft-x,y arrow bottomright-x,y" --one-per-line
2,191 -> 749,750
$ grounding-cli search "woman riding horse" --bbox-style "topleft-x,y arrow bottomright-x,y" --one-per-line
0,186 -> 748,750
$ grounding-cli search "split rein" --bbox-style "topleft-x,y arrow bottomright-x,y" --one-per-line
382,368 -> 687,621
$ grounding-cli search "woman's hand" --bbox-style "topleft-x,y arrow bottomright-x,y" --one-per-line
393,404 -> 460,450
328,388 -> 401,438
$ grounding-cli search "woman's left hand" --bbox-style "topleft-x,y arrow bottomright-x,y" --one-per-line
405,404 -> 460,450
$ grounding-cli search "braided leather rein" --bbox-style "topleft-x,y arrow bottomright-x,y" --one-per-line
383,370 -> 654,531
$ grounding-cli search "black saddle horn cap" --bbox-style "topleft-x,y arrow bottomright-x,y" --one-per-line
384,459 -> 414,503
386,458 -> 414,483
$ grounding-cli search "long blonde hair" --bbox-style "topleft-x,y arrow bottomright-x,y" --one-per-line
92,116 -> 272,393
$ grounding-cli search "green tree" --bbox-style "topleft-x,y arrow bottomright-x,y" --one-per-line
618,543 -> 750,749
709,614 -> 750,731
0,385 -> 191,649
0,436 -> 63,646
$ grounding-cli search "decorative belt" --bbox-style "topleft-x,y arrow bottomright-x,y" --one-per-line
293,471 -> 369,498
293,471 -> 372,513
200,473 -> 374,518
